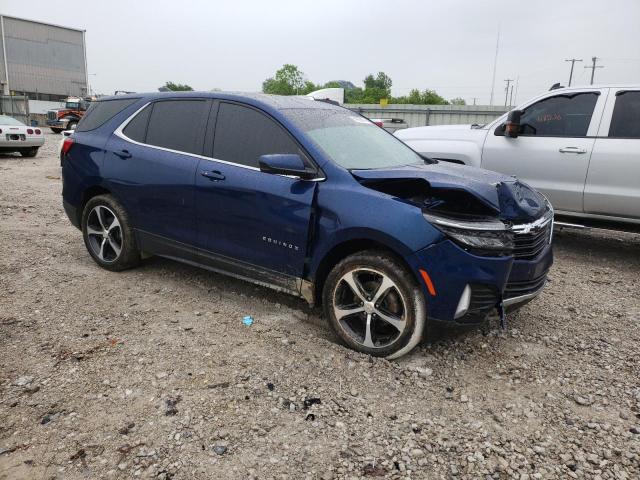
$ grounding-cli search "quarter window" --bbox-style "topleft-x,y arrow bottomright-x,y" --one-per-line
609,91 -> 640,138
123,105 -> 151,143
517,93 -> 599,137
213,102 -> 302,168
145,100 -> 208,155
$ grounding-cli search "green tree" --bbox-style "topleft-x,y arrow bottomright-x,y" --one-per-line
356,71 -> 392,104
450,97 -> 466,105
162,81 -> 193,91
392,88 -> 449,105
262,64 -> 317,95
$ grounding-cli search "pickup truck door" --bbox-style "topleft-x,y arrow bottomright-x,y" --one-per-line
584,89 -> 640,220
481,89 -> 607,213
194,101 -> 317,280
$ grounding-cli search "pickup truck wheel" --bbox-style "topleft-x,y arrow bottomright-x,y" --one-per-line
81,195 -> 140,272
323,251 -> 426,359
66,121 -> 78,131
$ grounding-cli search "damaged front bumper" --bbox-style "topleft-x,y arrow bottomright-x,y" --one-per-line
407,238 -> 553,325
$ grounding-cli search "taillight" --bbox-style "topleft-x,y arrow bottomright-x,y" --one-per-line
27,128 -> 34,134
35,129 -> 41,135
62,137 -> 74,156
374,121 -> 384,128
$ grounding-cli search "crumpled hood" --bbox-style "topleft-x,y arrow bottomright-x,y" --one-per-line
351,162 -> 547,222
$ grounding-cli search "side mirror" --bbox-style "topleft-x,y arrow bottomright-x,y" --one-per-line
259,154 -> 317,180
505,110 -> 523,138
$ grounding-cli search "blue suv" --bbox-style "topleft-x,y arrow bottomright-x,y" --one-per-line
61,92 -> 553,358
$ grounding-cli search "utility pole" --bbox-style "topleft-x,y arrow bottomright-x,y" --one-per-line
504,79 -> 514,107
585,57 -> 604,85
489,28 -> 500,106
472,97 -> 478,106
509,84 -> 514,107
565,58 -> 583,86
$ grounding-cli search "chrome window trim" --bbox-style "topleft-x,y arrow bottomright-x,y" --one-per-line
113,101 -> 326,181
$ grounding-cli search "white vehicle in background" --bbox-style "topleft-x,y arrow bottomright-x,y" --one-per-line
0,115 -> 45,157
396,85 -> 640,232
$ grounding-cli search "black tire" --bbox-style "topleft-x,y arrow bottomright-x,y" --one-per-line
50,128 -> 63,134
322,250 -> 426,359
66,121 -> 78,131
81,194 -> 140,271
20,147 -> 38,158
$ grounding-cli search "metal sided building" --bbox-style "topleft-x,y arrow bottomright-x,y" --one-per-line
0,14 -> 88,101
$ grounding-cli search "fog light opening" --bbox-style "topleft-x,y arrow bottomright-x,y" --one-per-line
454,284 -> 471,319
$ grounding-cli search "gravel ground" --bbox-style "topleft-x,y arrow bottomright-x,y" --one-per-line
1,133 -> 639,480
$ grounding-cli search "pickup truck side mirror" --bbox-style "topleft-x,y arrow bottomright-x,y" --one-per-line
505,110 -> 523,138
259,154 -> 318,180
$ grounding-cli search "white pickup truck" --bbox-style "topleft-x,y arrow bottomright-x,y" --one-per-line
396,85 -> 640,231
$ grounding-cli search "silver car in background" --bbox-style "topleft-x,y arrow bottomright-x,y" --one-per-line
0,115 -> 45,157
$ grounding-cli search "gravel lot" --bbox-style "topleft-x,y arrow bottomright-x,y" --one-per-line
1,133 -> 639,480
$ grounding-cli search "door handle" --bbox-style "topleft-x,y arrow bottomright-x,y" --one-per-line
559,147 -> 587,154
200,170 -> 225,181
114,149 -> 132,159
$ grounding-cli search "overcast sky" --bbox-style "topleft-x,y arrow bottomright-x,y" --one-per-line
3,0 -> 640,104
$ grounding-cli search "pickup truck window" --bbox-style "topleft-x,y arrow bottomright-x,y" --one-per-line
609,91 -> 640,138
213,102 -> 301,168
518,93 -> 598,137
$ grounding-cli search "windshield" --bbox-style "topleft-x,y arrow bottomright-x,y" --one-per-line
65,102 -> 80,109
287,108 -> 423,169
0,115 -> 25,126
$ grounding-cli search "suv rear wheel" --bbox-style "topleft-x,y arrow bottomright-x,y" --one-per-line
81,195 -> 140,271
322,251 -> 426,359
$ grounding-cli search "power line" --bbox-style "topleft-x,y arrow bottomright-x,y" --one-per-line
584,57 -> 604,85
565,58 -> 583,86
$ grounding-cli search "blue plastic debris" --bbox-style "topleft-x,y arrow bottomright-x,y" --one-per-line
242,315 -> 254,326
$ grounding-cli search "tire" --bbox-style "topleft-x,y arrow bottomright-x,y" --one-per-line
20,147 -> 38,158
50,128 -> 63,134
322,250 -> 426,359
66,121 -> 78,131
81,194 -> 140,271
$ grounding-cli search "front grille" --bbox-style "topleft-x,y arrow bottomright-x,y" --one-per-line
504,275 -> 547,300
512,221 -> 552,260
47,111 -> 57,121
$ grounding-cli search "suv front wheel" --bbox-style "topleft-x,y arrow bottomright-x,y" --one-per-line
323,251 -> 426,359
81,195 -> 140,271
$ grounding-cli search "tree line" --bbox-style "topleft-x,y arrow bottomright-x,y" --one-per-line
262,64 -> 466,105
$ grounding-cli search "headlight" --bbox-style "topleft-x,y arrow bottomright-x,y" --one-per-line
423,212 -> 514,254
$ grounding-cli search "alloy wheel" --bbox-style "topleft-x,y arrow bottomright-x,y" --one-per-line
332,268 -> 408,349
86,205 -> 123,263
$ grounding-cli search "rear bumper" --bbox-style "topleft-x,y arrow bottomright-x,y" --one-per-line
0,138 -> 45,148
63,199 -> 81,229
408,239 -> 553,324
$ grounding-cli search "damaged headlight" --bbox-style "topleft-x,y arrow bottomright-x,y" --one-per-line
423,212 -> 514,254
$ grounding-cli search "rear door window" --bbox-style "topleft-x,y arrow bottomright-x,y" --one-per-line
145,99 -> 209,155
609,91 -> 640,138
76,98 -> 139,132
518,92 -> 599,137
212,102 -> 301,168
